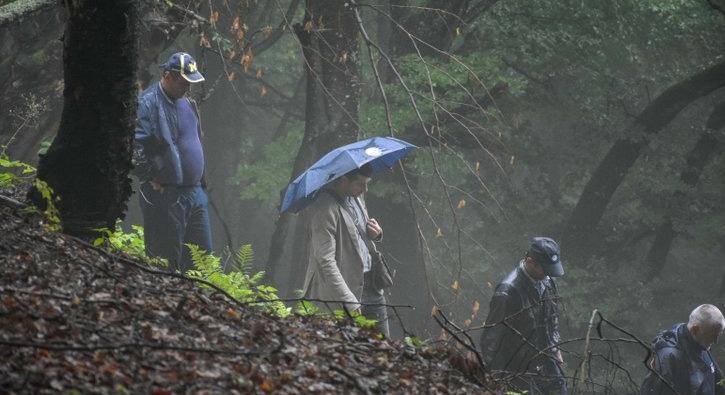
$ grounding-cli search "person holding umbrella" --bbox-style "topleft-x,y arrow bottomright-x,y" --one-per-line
282,137 -> 416,337
300,164 -> 389,335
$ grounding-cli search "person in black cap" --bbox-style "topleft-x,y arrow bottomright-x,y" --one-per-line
480,236 -> 567,394
132,52 -> 212,273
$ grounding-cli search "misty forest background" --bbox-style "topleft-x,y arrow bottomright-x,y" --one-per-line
2,0 -> 725,388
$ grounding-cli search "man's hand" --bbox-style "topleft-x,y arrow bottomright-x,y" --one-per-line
366,218 -> 382,240
149,179 -> 164,193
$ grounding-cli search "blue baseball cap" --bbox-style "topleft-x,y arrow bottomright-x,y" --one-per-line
528,237 -> 564,277
161,52 -> 205,83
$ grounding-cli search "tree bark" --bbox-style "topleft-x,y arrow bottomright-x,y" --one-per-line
265,1 -> 361,291
561,61 -> 725,261
28,0 -> 139,238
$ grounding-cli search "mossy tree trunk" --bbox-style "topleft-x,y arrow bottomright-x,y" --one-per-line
29,0 -> 139,238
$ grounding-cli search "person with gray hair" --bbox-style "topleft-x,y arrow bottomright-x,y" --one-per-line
641,304 -> 725,394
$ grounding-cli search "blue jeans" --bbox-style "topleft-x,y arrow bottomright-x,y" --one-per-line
139,183 -> 212,273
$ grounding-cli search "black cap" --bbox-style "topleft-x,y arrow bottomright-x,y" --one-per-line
528,237 -> 564,277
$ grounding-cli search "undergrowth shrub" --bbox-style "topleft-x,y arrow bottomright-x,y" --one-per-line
93,224 -> 168,268
186,244 -> 291,318
0,153 -> 60,231
0,152 -> 35,188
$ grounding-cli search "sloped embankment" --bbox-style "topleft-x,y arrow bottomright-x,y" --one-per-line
0,196 -> 495,394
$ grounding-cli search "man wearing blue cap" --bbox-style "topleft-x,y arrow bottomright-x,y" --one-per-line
480,237 -> 567,394
132,52 -> 212,273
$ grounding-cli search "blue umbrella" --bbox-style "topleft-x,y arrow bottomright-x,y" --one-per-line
280,136 -> 417,213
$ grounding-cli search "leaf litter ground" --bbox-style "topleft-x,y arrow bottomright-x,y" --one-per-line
0,189 -> 498,394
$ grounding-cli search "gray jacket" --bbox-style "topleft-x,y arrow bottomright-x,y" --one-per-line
301,191 -> 372,310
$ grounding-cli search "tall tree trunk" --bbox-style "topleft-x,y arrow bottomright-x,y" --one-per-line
642,100 -> 725,279
28,0 -> 139,238
561,61 -> 725,261
265,1 -> 361,292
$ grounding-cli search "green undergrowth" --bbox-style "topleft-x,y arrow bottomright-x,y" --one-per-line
93,224 -> 168,268
0,152 -> 35,188
186,243 -> 291,318
294,296 -> 378,330
0,153 -> 60,231
93,222 -> 384,329
28,178 -> 61,232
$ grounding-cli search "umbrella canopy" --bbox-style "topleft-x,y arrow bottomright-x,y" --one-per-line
280,136 -> 417,214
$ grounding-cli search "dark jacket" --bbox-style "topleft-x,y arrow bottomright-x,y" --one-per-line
641,323 -> 724,395
480,264 -> 562,374
132,83 -> 203,185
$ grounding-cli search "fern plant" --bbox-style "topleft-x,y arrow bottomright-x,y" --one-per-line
186,244 -> 290,318
93,224 -> 168,268
294,300 -> 320,316
293,292 -> 381,332
333,309 -> 378,329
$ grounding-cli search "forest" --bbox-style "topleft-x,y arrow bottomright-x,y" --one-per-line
1,0 -> 725,393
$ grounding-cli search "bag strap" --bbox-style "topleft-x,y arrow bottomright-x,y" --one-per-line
351,195 -> 395,280
352,196 -> 381,254
320,189 -> 381,254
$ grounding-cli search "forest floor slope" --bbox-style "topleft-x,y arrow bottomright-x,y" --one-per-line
0,188 -> 495,394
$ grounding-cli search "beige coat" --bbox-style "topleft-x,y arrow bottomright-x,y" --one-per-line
301,191 -> 370,309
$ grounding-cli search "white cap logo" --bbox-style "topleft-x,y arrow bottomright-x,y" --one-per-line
551,254 -> 558,262
364,147 -> 383,157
